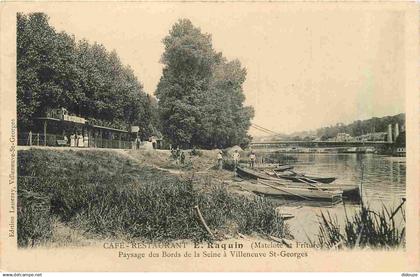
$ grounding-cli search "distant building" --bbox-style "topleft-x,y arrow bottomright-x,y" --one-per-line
335,133 -> 353,142
392,131 -> 406,156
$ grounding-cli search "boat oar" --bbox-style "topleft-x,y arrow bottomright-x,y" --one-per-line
274,171 -> 321,191
258,179 -> 312,201
296,177 -> 323,191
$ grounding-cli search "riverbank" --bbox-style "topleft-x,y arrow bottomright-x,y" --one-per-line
17,147 -> 292,248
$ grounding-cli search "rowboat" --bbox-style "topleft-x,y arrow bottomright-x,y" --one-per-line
262,179 -> 360,199
274,164 -> 294,172
236,166 -> 277,180
277,172 -> 336,184
243,179 -> 343,203
237,166 -> 358,199
252,164 -> 294,171
238,166 -> 336,184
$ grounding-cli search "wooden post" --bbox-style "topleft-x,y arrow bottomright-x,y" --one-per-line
99,129 -> 103,148
28,131 -> 32,146
43,120 -> 47,146
118,133 -> 122,149
88,129 -> 91,148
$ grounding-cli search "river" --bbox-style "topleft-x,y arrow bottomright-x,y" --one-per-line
257,152 -> 406,243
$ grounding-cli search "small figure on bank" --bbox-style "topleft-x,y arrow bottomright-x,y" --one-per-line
217,150 -> 223,170
175,147 -> 181,164
77,133 -> 84,147
151,137 -> 157,149
63,135 -> 68,146
190,146 -> 197,156
171,148 -> 177,160
83,133 -> 89,148
180,151 -> 185,165
249,151 -> 256,169
135,136 -> 140,150
232,149 -> 240,175
70,134 -> 76,147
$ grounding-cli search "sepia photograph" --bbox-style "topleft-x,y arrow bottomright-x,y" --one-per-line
1,1 -> 419,273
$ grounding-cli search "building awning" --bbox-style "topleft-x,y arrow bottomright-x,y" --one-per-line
34,117 -> 129,133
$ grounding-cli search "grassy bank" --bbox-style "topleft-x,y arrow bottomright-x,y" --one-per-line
17,148 -> 290,247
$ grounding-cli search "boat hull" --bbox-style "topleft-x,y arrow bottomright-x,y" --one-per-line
273,165 -> 294,172
278,175 -> 336,184
236,166 -> 276,180
243,180 -> 343,203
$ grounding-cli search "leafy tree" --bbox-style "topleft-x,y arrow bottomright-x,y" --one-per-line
156,19 -> 254,148
17,12 -> 156,135
310,114 -> 405,139
17,13 -> 80,130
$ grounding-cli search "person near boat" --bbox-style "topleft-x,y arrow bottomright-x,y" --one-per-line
232,149 -> 240,175
249,151 -> 256,168
180,151 -> 185,165
217,150 -> 223,170
175,147 -> 181,164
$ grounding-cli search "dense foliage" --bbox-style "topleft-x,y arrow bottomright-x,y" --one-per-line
17,13 -> 157,137
156,19 -> 254,149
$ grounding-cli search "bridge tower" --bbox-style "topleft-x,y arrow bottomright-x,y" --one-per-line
394,123 -> 399,141
387,124 -> 393,143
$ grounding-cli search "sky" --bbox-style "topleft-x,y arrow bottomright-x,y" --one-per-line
23,3 -> 406,136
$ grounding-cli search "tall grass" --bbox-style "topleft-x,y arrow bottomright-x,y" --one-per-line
17,189 -> 53,247
316,201 -> 406,249
17,149 -> 289,247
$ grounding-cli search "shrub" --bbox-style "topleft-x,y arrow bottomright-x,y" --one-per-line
316,202 -> 406,249
17,189 -> 53,247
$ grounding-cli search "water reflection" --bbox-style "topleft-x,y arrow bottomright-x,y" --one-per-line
258,153 -> 406,242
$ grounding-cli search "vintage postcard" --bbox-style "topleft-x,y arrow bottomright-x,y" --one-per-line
0,1 -> 419,272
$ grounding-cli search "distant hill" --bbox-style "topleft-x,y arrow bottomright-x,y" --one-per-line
252,133 -> 289,142
289,113 -> 405,140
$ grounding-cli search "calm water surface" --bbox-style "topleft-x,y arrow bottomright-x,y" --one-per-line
258,153 -> 406,242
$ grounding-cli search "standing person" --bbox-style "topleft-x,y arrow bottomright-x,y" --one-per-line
136,136 -> 140,149
63,134 -> 68,146
232,149 -> 240,175
176,147 -> 181,164
217,150 -> 223,170
70,133 -> 76,147
77,133 -> 84,147
151,137 -> 157,149
249,151 -> 256,169
180,151 -> 185,165
83,132 -> 89,148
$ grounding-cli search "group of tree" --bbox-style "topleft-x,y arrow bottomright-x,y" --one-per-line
288,113 -> 405,140
17,13 -> 159,138
155,19 -> 254,149
17,14 -> 253,147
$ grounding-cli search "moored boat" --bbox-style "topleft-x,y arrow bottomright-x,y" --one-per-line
262,179 -> 360,199
236,166 -> 276,180
236,166 -> 358,199
276,171 -> 336,184
244,179 -> 343,203
273,164 -> 294,172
